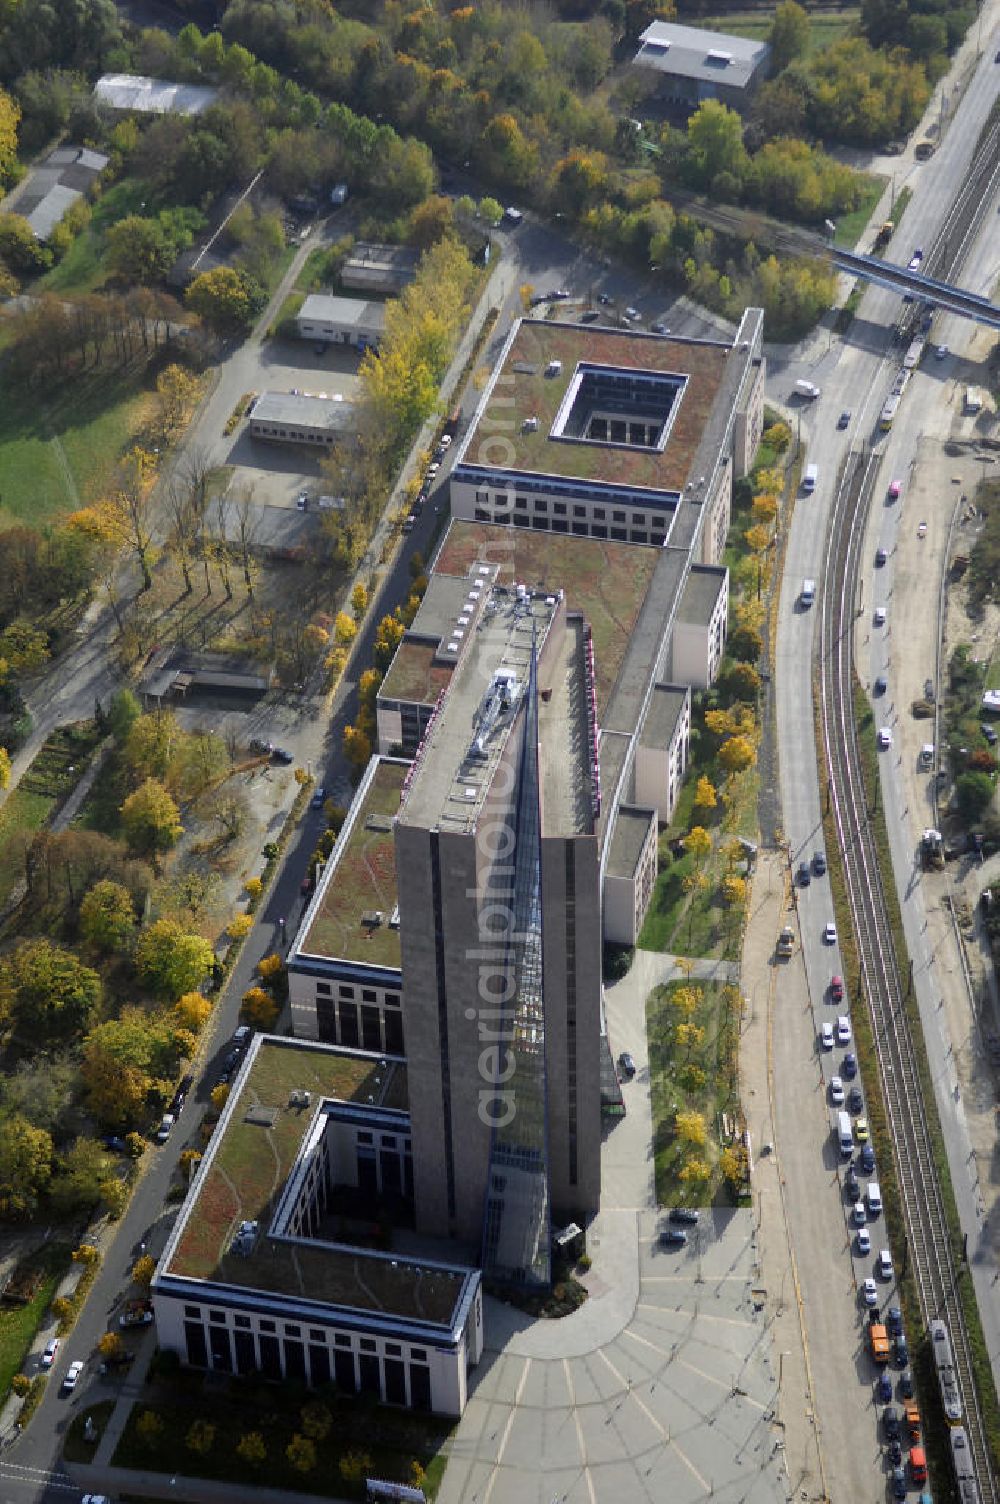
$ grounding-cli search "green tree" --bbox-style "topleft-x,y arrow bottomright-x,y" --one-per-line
136,920 -> 214,1001
0,1112 -> 53,1215
728,625 -> 762,663
48,1137 -> 111,1216
82,1008 -> 178,1126
0,939 -> 102,1047
120,779 -> 183,857
956,771 -> 994,823
108,688 -> 142,745
685,100 -> 747,189
769,1 -> 810,70
106,216 -> 175,283
79,879 -> 137,954
719,735 -> 755,774
0,212 -> 48,273
186,266 -> 263,336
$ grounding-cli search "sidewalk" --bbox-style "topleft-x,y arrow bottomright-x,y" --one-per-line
739,849 -> 826,1501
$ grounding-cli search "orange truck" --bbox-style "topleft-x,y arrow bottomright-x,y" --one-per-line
870,1322 -> 889,1364
904,1401 -> 921,1440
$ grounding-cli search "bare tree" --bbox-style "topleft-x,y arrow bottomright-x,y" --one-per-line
230,484 -> 259,600
163,479 -> 198,595
107,454 -> 155,592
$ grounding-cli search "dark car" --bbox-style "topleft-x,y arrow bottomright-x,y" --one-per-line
842,1051 -> 858,1079
885,1306 -> 903,1334
650,321 -> 668,334
223,1049 -> 240,1073
888,1440 -> 902,1467
311,786 -> 327,810
860,1142 -> 876,1172
618,1051 -> 636,1078
884,1407 -> 901,1441
844,1166 -> 860,1199
669,1208 -> 700,1224
876,1371 -> 893,1403
249,737 -> 272,756
169,1073 -> 193,1115
271,746 -> 294,765
875,548 -> 888,567
598,293 -> 612,305
660,1227 -> 688,1246
899,1370 -> 914,1399
848,1086 -> 864,1113
874,675 -> 888,696
893,1334 -> 909,1367
102,1135 -> 127,1153
983,723 -> 998,746
891,1465 -> 906,1499
837,409 -> 851,429
797,862 -> 811,886
813,851 -> 827,875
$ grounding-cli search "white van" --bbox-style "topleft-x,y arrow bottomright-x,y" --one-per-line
919,744 -> 934,770
803,463 -> 819,493
836,1110 -> 853,1157
795,379 -> 821,400
866,1180 -> 882,1215
801,579 -> 816,607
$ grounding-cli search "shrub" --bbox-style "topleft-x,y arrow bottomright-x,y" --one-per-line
11,1374 -> 30,1397
244,876 -> 263,898
287,1434 -> 317,1473
136,1409 -> 164,1447
237,1431 -> 266,1466
228,913 -> 252,939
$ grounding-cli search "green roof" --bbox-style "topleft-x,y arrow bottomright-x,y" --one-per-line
297,758 -> 406,970
165,1039 -> 464,1326
434,522 -> 659,715
463,320 -> 729,492
379,638 -> 455,708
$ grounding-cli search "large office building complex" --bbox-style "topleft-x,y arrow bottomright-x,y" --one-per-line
156,311 -> 765,1415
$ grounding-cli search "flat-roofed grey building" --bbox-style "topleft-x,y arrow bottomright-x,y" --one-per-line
248,391 -> 353,447
342,242 -> 419,294
296,294 -> 386,350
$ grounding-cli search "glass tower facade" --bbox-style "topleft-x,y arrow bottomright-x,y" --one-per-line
480,646 -> 551,1287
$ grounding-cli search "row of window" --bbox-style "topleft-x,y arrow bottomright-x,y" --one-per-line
183,1320 -> 433,1409
316,982 -> 401,1006
474,490 -> 668,529
186,1304 -> 425,1358
251,423 -> 337,445
315,994 -> 404,1055
474,511 -> 657,545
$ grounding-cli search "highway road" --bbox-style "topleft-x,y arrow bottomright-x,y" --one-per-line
772,16 -> 1000,1503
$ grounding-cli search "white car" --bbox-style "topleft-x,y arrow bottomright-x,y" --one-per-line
62,1359 -> 84,1391
836,1015 -> 852,1046
857,1228 -> 872,1255
823,922 -> 838,945
862,1277 -> 878,1306
873,606 -> 887,626
878,728 -> 892,748
439,433 -> 453,449
40,1337 -> 60,1369
821,1021 -> 834,1050
852,1200 -> 866,1226
878,1248 -> 894,1280
830,1076 -> 844,1105
625,305 -> 640,319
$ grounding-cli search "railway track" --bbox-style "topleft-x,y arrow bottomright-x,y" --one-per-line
816,133 -> 1000,1501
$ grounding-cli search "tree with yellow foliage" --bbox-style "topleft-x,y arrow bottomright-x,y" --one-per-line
752,493 -> 778,527
693,775 -> 717,814
684,825 -> 712,866
343,723 -> 372,772
719,736 -> 755,774
675,1109 -> 707,1147
678,1157 -> 711,1186
722,874 -> 747,907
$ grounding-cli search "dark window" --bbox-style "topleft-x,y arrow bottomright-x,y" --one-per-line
185,1305 -> 200,1318
209,1325 -> 233,1373
385,1343 -> 402,1356
514,515 -> 529,527
385,993 -> 400,1008
553,502 -> 567,516
338,985 -> 355,998
573,505 -> 586,517
630,532 -> 648,544
551,519 -> 567,533
571,523 -> 587,536
534,499 -> 548,513
309,1329 -> 325,1342
309,1344 -> 331,1387
611,527 -> 627,541
385,1357 -> 407,1406
209,1310 -> 226,1324
385,1011 -> 404,1054
234,1330 -> 257,1375
411,1349 -> 426,1361
259,1319 -> 275,1333
613,511 -> 626,522
410,1363 -> 432,1411
185,1321 -> 207,1367
362,989 -> 376,1003
316,995 -> 336,1043
359,1353 -> 381,1398
514,497 -> 527,510
592,525 -> 607,539
316,981 -> 331,995
339,1007 -> 359,1048
334,1333 -> 351,1347
285,1324 -> 301,1337
361,1006 -> 381,1051
357,1131 -> 373,1145
334,1348 -> 357,1392
360,1338 -> 377,1352
259,1334 -> 281,1379
593,508 -> 605,520
234,1315 -> 251,1330
284,1338 -> 306,1383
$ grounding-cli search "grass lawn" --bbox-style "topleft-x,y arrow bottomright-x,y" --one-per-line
37,179 -> 154,296
834,174 -> 886,248
699,7 -> 859,53
0,365 -> 155,529
647,979 -> 742,1205
0,722 -> 103,910
111,1367 -> 452,1499
0,1244 -> 71,1400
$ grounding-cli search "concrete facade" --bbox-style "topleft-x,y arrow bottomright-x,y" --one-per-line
603,805 -> 658,946
342,242 -> 419,293
634,683 -> 692,825
249,391 -> 353,447
296,293 -> 386,349
632,21 -> 770,112
671,564 -> 729,690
